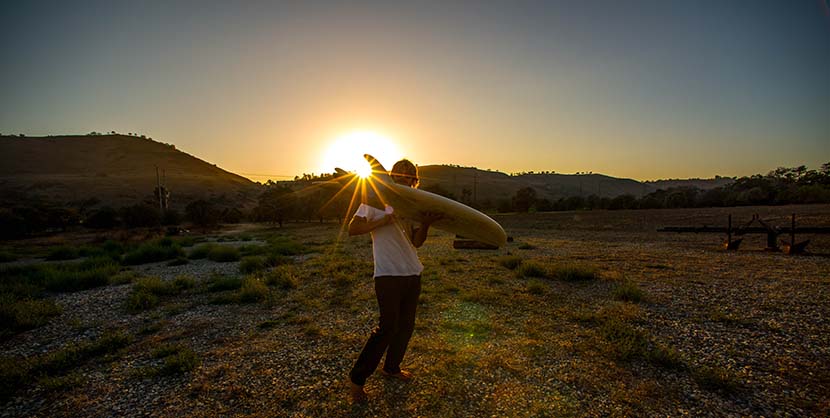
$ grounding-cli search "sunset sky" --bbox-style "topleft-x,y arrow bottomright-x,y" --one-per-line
1,1 -> 828,181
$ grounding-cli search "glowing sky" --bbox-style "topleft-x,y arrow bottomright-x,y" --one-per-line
1,1 -> 828,181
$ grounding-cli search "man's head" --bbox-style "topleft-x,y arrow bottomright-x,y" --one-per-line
390,159 -> 419,188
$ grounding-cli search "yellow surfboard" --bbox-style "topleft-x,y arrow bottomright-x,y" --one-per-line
334,155 -> 507,248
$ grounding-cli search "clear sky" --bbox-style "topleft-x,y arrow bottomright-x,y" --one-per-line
1,1 -> 828,181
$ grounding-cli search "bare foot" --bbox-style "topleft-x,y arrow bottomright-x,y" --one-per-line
350,382 -> 368,403
379,369 -> 414,381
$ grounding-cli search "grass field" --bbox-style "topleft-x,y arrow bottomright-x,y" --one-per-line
1,204 -> 828,417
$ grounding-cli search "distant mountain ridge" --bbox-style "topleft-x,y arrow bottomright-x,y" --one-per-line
417,165 -> 732,205
0,135 -> 734,210
0,135 -> 260,209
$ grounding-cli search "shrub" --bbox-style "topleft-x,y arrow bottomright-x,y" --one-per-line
239,256 -> 266,274
205,275 -> 242,292
0,295 -> 62,337
497,255 -> 522,270
133,276 -> 177,296
120,204 -> 161,228
158,347 -> 199,375
516,262 -> 547,278
207,246 -> 240,262
172,275 -> 196,290
265,253 -> 293,267
239,276 -> 269,303
124,290 -> 159,313
551,264 -> 598,282
264,266 -> 298,290
45,246 -> 80,261
188,243 -> 216,259
612,280 -> 646,303
122,240 -> 185,265
185,199 -> 220,227
693,365 -> 741,394
599,318 -> 649,361
43,257 -> 120,292
527,279 -> 546,295
267,237 -> 306,256
84,207 -> 119,229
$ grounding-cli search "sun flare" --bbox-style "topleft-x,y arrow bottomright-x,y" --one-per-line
322,131 -> 402,178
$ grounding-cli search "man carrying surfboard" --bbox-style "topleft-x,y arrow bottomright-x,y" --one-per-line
347,159 -> 440,403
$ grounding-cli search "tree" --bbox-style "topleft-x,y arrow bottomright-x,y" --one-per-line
186,200 -> 221,227
513,187 -> 537,212
254,185 -> 295,227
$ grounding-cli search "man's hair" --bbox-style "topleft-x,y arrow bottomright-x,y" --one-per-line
391,159 -> 419,187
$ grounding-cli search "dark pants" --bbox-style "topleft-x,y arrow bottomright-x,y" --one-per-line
349,275 -> 421,386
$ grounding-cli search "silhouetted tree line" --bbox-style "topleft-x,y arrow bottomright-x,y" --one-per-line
501,164 -> 830,213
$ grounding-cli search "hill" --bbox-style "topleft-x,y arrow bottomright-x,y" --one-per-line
0,135 -> 261,209
417,165 -> 732,205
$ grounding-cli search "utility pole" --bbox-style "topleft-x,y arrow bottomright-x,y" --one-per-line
155,165 -> 163,212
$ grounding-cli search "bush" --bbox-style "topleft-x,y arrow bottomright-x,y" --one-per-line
158,347 -> 199,375
265,253 -> 293,267
551,264 -> 598,282
122,240 -> 185,265
161,209 -> 182,226
172,275 -> 196,290
185,200 -> 220,227
84,207 -> 119,229
239,256 -> 266,274
527,279 -> 546,295
120,204 -> 161,228
133,276 -> 177,296
497,255 -> 522,270
207,246 -> 240,262
612,280 -> 646,303
205,275 -> 242,292
264,266 -> 298,290
0,295 -> 62,337
45,246 -> 80,261
43,257 -> 120,292
124,290 -> 159,313
239,276 -> 269,303
516,262 -> 547,278
188,243 -> 216,259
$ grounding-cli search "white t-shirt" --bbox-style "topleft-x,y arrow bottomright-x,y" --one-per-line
353,203 -> 424,278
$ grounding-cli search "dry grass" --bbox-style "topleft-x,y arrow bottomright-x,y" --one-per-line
2,205 -> 829,416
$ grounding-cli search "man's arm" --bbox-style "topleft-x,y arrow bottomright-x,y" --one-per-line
349,214 -> 394,236
410,212 -> 442,248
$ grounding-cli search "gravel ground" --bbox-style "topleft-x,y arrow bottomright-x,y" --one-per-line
1,205 -> 829,417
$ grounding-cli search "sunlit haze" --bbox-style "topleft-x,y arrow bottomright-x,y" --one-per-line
322,131 -> 401,178
1,1 -> 827,181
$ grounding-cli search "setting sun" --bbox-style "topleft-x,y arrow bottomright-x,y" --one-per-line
321,131 -> 402,178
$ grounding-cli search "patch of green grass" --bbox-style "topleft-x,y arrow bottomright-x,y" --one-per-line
38,372 -> 85,392
550,263 -> 598,282
647,343 -> 685,370
612,280 -> 647,303
692,365 -> 742,394
207,246 -> 240,262
267,236 -> 306,256
265,253 -> 293,267
188,243 -> 216,259
124,276 -> 183,313
239,276 -> 270,303
497,255 -> 522,270
0,295 -> 62,338
264,266 -> 298,290
122,239 -> 185,265
527,279 -> 546,295
45,245 -> 80,261
33,330 -> 132,377
516,261 -> 547,278
42,257 -> 121,293
239,256 -> 266,274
